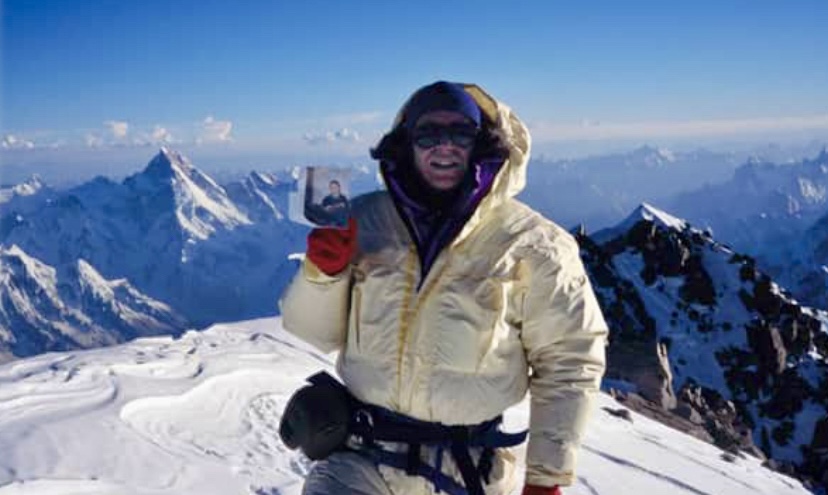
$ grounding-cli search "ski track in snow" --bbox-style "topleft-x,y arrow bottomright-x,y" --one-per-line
634,434 -> 758,491
0,317 -> 813,495
582,445 -> 715,495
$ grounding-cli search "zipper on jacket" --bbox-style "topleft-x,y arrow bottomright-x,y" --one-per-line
395,246 -> 419,404
402,248 -> 455,413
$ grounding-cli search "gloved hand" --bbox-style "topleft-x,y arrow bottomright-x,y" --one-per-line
306,217 -> 357,276
521,485 -> 562,495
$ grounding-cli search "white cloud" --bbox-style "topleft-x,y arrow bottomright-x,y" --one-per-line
105,120 -> 129,139
303,127 -> 361,146
530,114 -> 828,142
1,134 -> 35,150
85,134 -> 104,148
198,116 -> 233,144
151,125 -> 174,144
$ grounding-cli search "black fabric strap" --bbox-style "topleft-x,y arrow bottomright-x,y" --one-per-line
406,442 -> 421,476
450,441 -> 486,495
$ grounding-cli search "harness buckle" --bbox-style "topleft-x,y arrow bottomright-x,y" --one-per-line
352,408 -> 376,446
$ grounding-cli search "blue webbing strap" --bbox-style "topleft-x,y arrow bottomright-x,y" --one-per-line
360,446 -> 469,495
351,403 -> 527,495
305,372 -> 528,495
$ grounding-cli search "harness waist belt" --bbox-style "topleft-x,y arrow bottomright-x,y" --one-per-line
307,371 -> 528,495
349,398 -> 527,495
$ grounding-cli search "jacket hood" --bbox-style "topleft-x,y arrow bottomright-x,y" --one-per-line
386,82 -> 531,203
380,82 -> 532,246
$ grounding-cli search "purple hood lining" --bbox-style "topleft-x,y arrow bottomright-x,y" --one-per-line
381,158 -> 504,285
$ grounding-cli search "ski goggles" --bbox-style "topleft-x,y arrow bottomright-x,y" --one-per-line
411,123 -> 478,150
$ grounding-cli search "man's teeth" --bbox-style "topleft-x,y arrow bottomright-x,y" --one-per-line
430,161 -> 458,169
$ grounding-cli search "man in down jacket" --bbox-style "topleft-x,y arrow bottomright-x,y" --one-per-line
280,81 -> 608,495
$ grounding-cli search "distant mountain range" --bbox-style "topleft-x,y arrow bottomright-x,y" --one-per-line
667,149 -> 828,309
520,145 -> 744,231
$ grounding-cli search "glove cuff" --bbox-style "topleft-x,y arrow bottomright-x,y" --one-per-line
521,485 -> 562,495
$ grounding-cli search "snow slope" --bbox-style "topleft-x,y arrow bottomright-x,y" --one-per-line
0,317 -> 809,495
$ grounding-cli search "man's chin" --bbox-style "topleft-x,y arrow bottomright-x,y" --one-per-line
425,177 -> 463,191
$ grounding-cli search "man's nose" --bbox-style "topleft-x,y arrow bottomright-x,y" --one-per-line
435,133 -> 458,148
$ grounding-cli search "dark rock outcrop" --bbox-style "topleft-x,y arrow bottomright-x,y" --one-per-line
577,207 -> 828,492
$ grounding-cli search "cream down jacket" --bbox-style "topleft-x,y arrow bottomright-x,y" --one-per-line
280,83 -> 608,492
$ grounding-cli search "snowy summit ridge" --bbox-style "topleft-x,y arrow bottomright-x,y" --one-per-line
0,317 -> 814,495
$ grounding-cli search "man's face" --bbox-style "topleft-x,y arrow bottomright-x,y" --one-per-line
411,111 -> 476,191
329,182 -> 340,195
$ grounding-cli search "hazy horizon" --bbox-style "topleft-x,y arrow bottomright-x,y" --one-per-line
2,135 -> 827,188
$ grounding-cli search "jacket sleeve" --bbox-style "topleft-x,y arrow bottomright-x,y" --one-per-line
278,258 -> 351,353
520,232 -> 608,487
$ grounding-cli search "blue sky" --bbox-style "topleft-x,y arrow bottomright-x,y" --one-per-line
2,0 -> 828,168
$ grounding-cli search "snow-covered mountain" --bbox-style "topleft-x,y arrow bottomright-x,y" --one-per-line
1,148 -> 307,329
123,148 -> 252,241
224,170 -> 295,223
521,146 -> 742,231
0,316 -> 812,495
670,149 -> 828,245
0,175 -> 47,204
0,175 -> 55,217
0,244 -> 184,363
666,149 -> 828,309
578,203 -> 828,488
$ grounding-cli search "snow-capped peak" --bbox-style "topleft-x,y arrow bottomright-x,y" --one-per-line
13,175 -> 45,195
633,202 -> 687,230
589,203 -> 688,243
629,145 -> 676,166
1,244 -> 58,293
76,258 -> 115,300
144,147 -> 195,179
125,148 -> 251,240
0,175 -> 47,205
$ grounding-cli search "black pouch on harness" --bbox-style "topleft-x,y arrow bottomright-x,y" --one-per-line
278,371 -> 351,460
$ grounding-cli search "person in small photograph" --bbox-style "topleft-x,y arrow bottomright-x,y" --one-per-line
304,177 -> 350,227
321,180 -> 349,226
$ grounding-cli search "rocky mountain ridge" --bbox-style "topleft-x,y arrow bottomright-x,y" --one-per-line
577,203 -> 828,488
0,244 -> 184,362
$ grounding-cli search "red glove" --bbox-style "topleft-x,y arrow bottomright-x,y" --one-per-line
522,485 -> 562,495
306,217 -> 357,276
